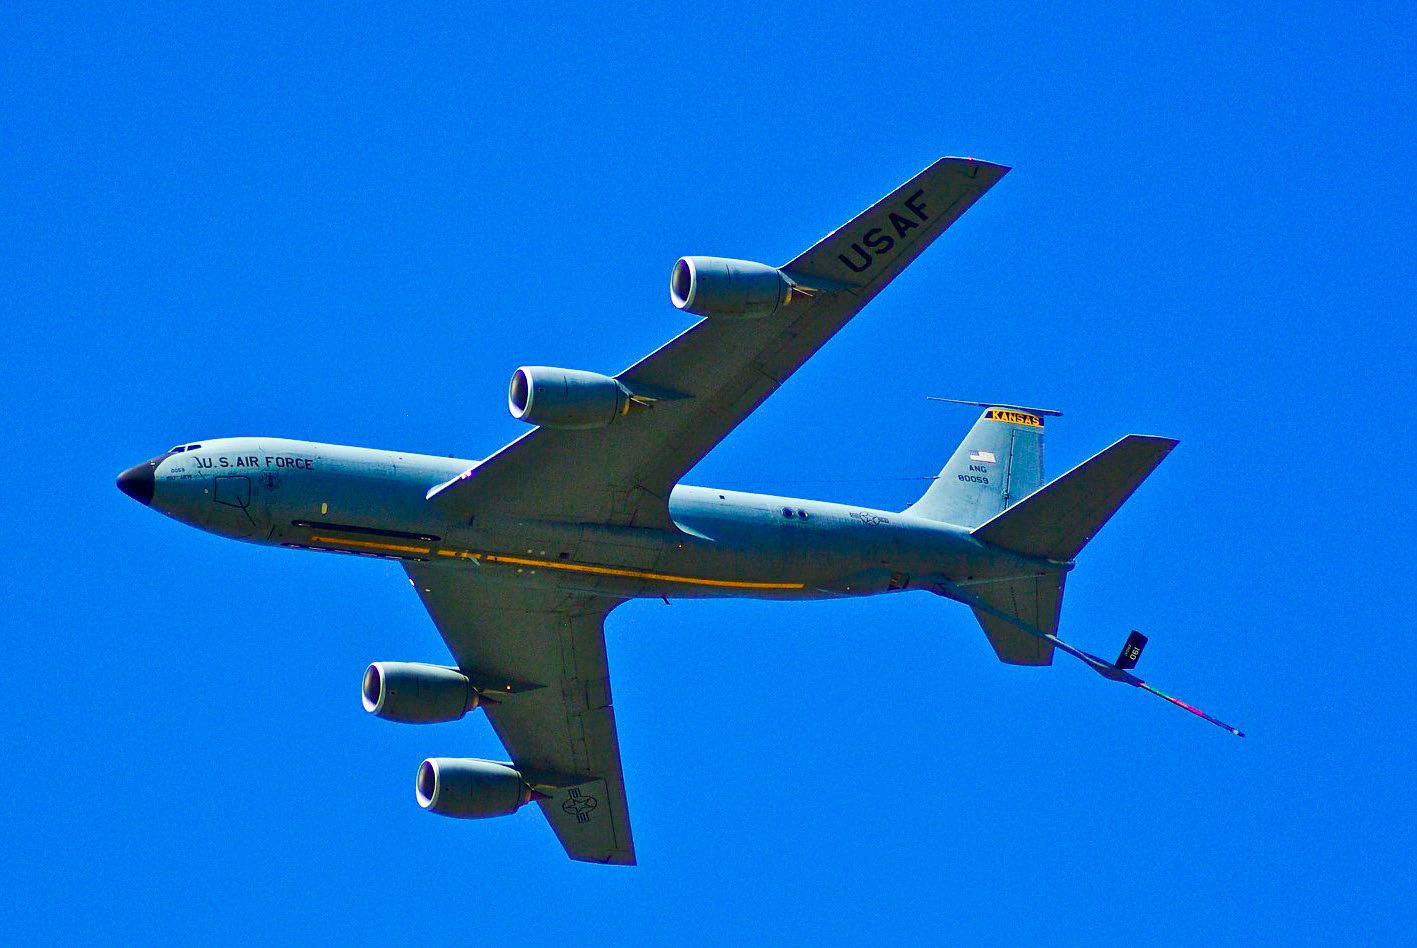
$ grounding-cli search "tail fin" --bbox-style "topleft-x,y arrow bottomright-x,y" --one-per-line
939,436 -> 1238,737
906,405 -> 1050,527
971,435 -> 1178,561
943,434 -> 1175,667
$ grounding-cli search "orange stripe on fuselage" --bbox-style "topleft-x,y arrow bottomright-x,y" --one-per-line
309,535 -> 432,555
436,548 -> 803,590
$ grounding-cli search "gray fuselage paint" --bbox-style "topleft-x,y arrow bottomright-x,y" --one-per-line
149,437 -> 1058,600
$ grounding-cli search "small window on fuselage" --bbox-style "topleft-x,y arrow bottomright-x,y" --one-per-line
797,509 -> 808,519
781,507 -> 794,518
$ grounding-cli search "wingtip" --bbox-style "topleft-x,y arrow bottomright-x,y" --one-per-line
570,850 -> 637,866
940,156 -> 1012,176
1124,434 -> 1181,451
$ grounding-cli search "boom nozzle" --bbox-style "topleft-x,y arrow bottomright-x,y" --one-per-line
1063,628 -> 1245,738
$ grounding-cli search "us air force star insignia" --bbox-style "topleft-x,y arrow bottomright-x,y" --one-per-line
561,787 -> 598,823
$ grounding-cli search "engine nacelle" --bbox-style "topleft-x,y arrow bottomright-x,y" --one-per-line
670,256 -> 790,319
416,758 -> 533,819
508,366 -> 628,429
361,662 -> 477,724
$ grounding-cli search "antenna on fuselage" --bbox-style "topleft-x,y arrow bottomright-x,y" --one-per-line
925,396 -> 1064,417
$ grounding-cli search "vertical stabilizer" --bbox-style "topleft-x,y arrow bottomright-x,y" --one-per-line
905,406 -> 1048,527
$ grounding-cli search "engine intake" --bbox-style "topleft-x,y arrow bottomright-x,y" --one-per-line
508,366 -> 629,429
670,256 -> 790,319
416,758 -> 533,819
361,662 -> 477,724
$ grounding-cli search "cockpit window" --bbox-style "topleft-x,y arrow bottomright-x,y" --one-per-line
167,444 -> 202,453
186,444 -> 201,451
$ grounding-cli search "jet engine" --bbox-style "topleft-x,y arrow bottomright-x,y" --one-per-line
416,758 -> 535,819
670,256 -> 791,319
361,662 -> 478,724
508,366 -> 630,429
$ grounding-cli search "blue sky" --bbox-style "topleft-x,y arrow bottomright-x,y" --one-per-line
3,2 -> 1413,944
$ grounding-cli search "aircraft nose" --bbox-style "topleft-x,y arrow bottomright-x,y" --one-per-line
116,462 -> 156,506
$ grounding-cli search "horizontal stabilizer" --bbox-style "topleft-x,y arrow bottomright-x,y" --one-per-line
972,435 -> 1178,561
970,574 -> 1064,666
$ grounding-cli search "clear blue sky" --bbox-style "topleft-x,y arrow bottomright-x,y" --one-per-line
4,3 -> 1413,944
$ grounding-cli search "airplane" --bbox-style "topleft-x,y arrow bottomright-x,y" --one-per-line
116,157 -> 1241,866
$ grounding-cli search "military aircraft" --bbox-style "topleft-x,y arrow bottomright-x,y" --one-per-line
117,157 -> 1241,866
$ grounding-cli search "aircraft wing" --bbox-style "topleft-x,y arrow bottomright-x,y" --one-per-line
429,157 -> 1009,529
403,562 -> 635,865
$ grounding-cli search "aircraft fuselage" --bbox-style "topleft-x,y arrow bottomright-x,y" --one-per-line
121,437 -> 1058,601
